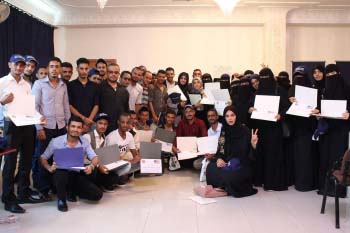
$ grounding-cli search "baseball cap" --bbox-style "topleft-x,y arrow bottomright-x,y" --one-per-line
88,68 -> 100,77
184,104 -> 195,110
293,66 -> 307,76
9,54 -> 25,64
25,55 -> 38,65
94,113 -> 110,122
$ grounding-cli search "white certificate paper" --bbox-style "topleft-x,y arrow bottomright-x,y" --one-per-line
177,137 -> 198,160
138,130 -> 153,142
7,93 -> 42,126
167,85 -> 187,101
197,136 -> 218,155
211,89 -> 230,101
156,140 -> 173,153
287,85 -> 317,117
320,100 -> 347,119
189,94 -> 202,105
251,95 -> 280,122
140,159 -> 162,174
214,100 -> 228,116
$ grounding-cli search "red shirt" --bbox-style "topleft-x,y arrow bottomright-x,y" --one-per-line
176,118 -> 208,139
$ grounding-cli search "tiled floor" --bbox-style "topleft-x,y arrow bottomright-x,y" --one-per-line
0,169 -> 349,233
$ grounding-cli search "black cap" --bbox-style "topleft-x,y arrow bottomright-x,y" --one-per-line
94,113 -> 110,122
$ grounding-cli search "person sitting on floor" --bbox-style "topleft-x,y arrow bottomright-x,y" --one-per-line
206,106 -> 258,198
40,117 -> 103,212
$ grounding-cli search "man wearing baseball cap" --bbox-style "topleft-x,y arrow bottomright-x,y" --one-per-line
22,55 -> 38,86
0,54 -> 41,213
175,104 -> 207,169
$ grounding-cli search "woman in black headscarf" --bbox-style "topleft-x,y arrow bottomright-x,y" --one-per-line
206,105 -> 258,197
311,65 -> 326,109
232,77 -> 253,126
318,64 -> 350,195
288,67 -> 317,191
277,71 -> 291,91
248,68 -> 289,191
176,72 -> 190,119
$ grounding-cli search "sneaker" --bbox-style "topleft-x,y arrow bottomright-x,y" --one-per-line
103,185 -> 116,193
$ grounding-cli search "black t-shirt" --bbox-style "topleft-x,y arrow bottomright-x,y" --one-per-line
68,79 -> 99,117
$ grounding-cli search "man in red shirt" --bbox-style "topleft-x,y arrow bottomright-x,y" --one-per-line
176,105 -> 207,168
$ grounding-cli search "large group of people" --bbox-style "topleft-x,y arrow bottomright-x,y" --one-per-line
0,54 -> 349,214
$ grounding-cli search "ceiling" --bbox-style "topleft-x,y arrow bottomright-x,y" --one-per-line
5,0 -> 350,26
54,0 -> 350,9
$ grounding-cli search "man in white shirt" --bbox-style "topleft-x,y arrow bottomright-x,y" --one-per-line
0,54 -> 42,213
127,67 -> 143,113
194,108 -> 222,174
106,113 -> 141,176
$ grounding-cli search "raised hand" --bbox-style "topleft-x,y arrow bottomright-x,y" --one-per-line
251,129 -> 259,149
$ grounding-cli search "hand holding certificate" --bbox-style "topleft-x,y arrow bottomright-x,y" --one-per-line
197,136 -> 218,154
7,92 -> 42,126
287,85 -> 318,117
319,100 -> 348,119
177,137 -> 198,160
251,95 -> 280,122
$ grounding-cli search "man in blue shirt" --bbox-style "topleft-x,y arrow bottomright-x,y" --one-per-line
32,57 -> 71,200
40,116 -> 103,212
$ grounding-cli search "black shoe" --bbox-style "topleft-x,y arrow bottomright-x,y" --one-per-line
57,200 -> 68,212
104,185 -> 116,193
17,195 -> 46,204
39,192 -> 52,202
4,203 -> 26,214
67,194 -> 77,202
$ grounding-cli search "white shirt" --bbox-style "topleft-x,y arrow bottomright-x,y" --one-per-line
166,80 -> 176,89
83,129 -> 105,149
0,73 -> 32,118
126,83 -> 143,111
208,122 -> 222,138
106,129 -> 136,157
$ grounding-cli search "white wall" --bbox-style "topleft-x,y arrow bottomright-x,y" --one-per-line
54,25 -> 263,78
287,25 -> 350,72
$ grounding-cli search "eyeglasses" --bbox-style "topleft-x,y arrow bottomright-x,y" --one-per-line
108,71 -> 120,75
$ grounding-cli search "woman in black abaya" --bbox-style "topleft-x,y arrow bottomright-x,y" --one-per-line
249,68 -> 289,191
232,77 -> 253,126
288,67 -> 317,191
318,64 -> 350,195
206,106 -> 258,197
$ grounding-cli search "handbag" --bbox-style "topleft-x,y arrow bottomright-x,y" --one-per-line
168,155 -> 181,171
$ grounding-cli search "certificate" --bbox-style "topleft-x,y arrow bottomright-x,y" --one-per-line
177,137 -> 198,160
203,82 -> 220,103
287,85 -> 317,117
156,139 -> 173,153
214,100 -> 228,116
197,136 -> 218,154
211,89 -> 230,102
251,95 -> 280,122
140,159 -> 162,174
138,130 -> 153,142
320,100 -> 347,119
7,92 -> 43,126
167,85 -> 187,101
189,94 -> 201,105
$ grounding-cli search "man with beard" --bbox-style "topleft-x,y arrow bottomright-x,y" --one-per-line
248,68 -> 289,191
68,58 -> 99,133
36,66 -> 48,80
32,57 -> 71,201
22,55 -> 38,86
99,63 -> 129,134
96,58 -> 108,80
61,62 -> 73,84
127,67 -> 143,113
317,64 -> 349,196
40,117 -> 103,212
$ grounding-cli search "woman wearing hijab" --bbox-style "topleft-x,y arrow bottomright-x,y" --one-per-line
248,68 -> 289,191
311,65 -> 326,109
232,77 -> 253,126
277,71 -> 291,91
288,67 -> 317,191
317,64 -> 350,195
206,105 -> 258,197
176,72 -> 190,119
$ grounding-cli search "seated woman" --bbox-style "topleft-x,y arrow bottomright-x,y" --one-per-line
206,105 -> 258,198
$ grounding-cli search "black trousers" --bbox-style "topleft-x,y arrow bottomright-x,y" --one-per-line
37,127 -> 66,193
54,169 -> 103,201
2,121 -> 35,203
